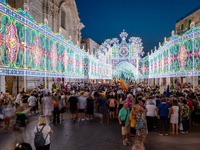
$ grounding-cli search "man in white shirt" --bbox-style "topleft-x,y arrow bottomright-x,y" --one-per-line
15,92 -> 23,109
28,93 -> 37,114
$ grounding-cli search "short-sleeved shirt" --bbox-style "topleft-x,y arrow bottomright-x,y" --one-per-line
34,125 -> 51,145
28,96 -> 37,106
119,107 -> 130,124
15,94 -> 22,104
187,100 -> 193,111
181,105 -> 190,120
87,98 -> 94,108
68,96 -> 78,110
78,96 -> 87,109
146,104 -> 157,117
16,112 -> 27,127
22,95 -> 29,103
157,103 -> 170,117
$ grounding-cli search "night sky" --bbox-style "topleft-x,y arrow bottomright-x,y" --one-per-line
76,0 -> 200,55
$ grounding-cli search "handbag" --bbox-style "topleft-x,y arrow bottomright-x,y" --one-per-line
135,113 -> 144,130
179,123 -> 183,131
121,109 -> 128,127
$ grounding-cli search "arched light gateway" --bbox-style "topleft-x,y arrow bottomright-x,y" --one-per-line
98,30 -> 144,81
112,61 -> 140,81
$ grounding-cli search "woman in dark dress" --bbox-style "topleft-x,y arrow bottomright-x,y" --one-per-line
86,92 -> 94,120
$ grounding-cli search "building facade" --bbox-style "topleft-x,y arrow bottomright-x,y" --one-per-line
81,38 -> 100,56
0,0 -> 112,95
6,0 -> 84,44
176,5 -> 200,34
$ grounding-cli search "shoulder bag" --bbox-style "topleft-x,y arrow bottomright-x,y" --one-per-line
121,109 -> 128,127
135,113 -> 144,130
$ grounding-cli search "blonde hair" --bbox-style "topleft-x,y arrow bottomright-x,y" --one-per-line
38,115 -> 48,125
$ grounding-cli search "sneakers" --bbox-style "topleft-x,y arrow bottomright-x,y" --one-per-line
180,131 -> 185,134
125,139 -> 131,144
81,119 -> 85,121
165,133 -> 169,136
86,118 -> 89,121
78,118 -> 81,122
159,133 -> 163,136
123,140 -> 127,146
185,131 -> 188,133
90,118 -> 93,120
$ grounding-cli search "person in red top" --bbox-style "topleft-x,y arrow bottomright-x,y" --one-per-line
166,98 -> 172,107
186,96 -> 194,126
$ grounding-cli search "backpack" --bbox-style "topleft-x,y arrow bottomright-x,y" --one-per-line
34,125 -> 48,147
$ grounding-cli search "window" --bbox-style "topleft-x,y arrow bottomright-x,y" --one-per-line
93,48 -> 95,55
61,9 -> 66,29
188,19 -> 192,28
181,24 -> 184,33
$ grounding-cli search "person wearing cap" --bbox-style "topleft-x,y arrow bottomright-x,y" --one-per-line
98,93 -> 109,124
78,92 -> 87,122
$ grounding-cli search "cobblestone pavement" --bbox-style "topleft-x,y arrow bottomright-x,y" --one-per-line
0,113 -> 200,150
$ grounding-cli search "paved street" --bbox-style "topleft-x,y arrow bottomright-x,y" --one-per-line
0,113 -> 200,150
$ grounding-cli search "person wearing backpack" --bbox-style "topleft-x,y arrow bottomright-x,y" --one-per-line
34,115 -> 53,150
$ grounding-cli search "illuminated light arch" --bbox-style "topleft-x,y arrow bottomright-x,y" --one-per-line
178,45 -> 187,70
113,61 -> 138,80
51,43 -> 57,71
34,36 -> 41,68
6,21 -> 19,65
64,48 -> 68,72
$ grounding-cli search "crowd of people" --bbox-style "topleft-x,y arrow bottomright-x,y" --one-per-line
0,81 -> 200,150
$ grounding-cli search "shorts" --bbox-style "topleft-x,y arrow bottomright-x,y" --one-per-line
30,106 -> 36,112
86,107 -> 93,115
122,124 -> 130,135
70,110 -> 77,114
59,107 -> 65,113
79,109 -> 85,113
130,127 -> 136,137
110,107 -> 116,112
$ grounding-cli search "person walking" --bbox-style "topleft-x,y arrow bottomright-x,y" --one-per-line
135,104 -> 148,145
59,92 -> 66,121
170,100 -> 179,135
15,92 -> 23,109
43,93 -> 53,123
180,99 -> 190,133
86,92 -> 94,120
145,100 -> 157,131
98,93 -> 109,124
13,106 -> 27,148
68,92 -> 79,122
107,95 -> 118,121
118,102 -> 130,146
28,93 -> 37,115
53,95 -> 60,124
157,98 -> 171,135
78,92 -> 87,122
129,106 -> 136,144
34,115 -> 53,150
